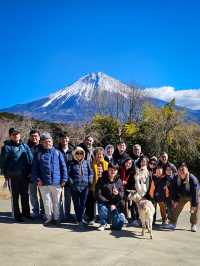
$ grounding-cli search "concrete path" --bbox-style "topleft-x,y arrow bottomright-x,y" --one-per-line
0,184 -> 199,266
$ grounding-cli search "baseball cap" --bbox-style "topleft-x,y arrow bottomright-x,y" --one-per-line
9,128 -> 20,135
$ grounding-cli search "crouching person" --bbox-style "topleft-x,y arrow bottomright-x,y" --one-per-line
95,163 -> 125,231
68,147 -> 93,225
167,162 -> 200,232
32,132 -> 68,226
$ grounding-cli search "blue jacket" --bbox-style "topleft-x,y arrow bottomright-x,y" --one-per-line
31,147 -> 68,186
0,140 -> 33,178
68,159 -> 93,192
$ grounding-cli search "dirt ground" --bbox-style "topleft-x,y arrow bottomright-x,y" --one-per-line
0,177 -> 199,266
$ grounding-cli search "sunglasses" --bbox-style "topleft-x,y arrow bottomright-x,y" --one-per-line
76,152 -> 84,155
149,162 -> 156,166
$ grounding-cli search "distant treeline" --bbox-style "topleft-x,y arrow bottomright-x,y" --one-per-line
0,99 -> 200,177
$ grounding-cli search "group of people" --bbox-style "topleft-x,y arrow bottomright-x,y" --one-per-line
0,127 -> 199,233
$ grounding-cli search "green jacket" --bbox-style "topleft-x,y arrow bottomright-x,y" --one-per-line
0,140 -> 33,178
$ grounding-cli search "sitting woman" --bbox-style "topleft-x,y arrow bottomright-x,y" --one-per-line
95,163 -> 125,231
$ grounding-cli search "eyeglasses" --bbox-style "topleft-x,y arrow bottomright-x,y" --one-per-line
76,152 -> 84,155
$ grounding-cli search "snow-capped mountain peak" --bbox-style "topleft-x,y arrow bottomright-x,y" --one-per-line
42,72 -> 130,108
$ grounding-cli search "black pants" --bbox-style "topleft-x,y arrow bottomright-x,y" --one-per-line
85,190 -> 95,221
71,187 -> 88,222
10,176 -> 30,219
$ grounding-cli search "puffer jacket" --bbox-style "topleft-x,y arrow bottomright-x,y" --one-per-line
67,146 -> 93,192
68,159 -> 93,192
31,147 -> 68,185
0,140 -> 33,178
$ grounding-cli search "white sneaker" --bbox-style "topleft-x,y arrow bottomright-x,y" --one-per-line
98,224 -> 107,231
191,224 -> 197,232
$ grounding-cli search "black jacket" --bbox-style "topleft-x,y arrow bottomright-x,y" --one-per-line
95,173 -> 124,205
112,150 -> 129,166
172,174 -> 199,207
57,144 -> 74,167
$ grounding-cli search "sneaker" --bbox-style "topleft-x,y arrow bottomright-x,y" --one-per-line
52,220 -> 61,226
15,217 -> 24,223
123,217 -> 129,224
162,220 -> 168,226
65,215 -> 76,223
78,221 -> 86,228
43,219 -> 53,227
164,223 -> 176,230
191,224 -> 197,232
97,224 -> 107,231
87,220 -> 95,226
31,213 -> 40,219
82,218 -> 89,225
23,215 -> 34,220
129,220 -> 141,227
40,213 -> 46,220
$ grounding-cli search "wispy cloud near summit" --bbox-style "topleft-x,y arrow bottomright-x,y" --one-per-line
145,87 -> 200,110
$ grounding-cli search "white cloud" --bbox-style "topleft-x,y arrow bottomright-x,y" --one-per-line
145,86 -> 200,110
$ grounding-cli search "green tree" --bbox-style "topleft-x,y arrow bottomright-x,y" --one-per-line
88,115 -> 121,146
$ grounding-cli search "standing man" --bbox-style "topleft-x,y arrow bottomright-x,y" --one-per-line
32,132 -> 68,226
27,129 -> 45,219
113,141 -> 129,166
57,132 -> 74,222
79,135 -> 94,164
158,152 -> 177,174
130,144 -> 143,165
0,128 -> 33,222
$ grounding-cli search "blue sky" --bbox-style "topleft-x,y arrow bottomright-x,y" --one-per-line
0,0 -> 200,108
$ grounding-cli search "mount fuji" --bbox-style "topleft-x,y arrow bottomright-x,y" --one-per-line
0,72 -> 141,123
1,72 -> 200,123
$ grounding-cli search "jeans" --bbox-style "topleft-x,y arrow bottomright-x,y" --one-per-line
71,187 -> 88,222
29,182 -> 45,215
98,203 -> 125,230
40,185 -> 62,220
64,185 -> 72,218
60,186 -> 72,220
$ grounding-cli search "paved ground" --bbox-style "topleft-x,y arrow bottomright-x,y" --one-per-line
0,179 -> 200,266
